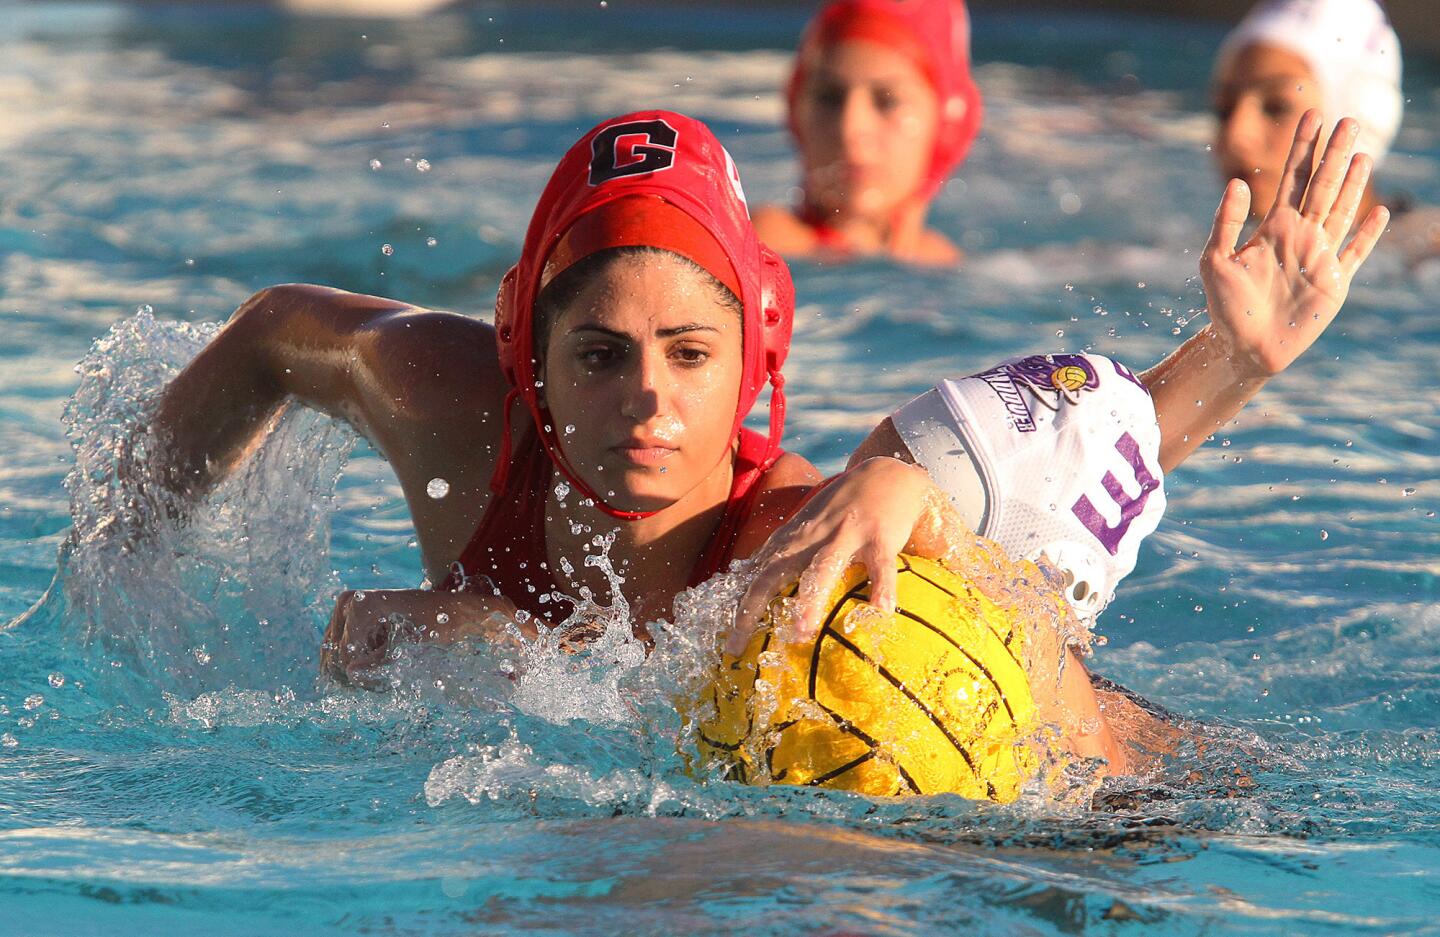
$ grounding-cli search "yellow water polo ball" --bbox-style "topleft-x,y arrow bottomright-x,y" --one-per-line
1050,365 -> 1090,392
695,554 -> 1041,803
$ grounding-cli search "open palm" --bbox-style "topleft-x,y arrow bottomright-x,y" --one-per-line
1200,111 -> 1389,379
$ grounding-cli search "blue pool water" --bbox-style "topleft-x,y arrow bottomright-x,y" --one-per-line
3,3 -> 1439,933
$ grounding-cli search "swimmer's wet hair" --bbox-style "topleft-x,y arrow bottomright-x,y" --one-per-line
532,246 -> 742,354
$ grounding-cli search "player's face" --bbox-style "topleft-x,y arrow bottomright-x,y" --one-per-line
1213,43 -> 1324,218
794,39 -> 939,223
541,251 -> 743,514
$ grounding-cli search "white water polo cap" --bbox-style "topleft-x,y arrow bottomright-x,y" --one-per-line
892,354 -> 1166,620
1218,0 -> 1403,168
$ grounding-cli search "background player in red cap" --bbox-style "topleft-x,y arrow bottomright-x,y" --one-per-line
754,0 -> 982,265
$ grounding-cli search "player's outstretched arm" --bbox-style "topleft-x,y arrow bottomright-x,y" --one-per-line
1144,110 -> 1388,472
149,284 -> 419,497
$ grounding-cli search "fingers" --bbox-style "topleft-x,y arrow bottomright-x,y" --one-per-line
863,546 -> 898,616
1273,109 -> 1322,214
1301,118 -> 1359,221
319,591 -> 354,679
1340,205 -> 1390,277
1324,151 -> 1373,245
1205,177 -> 1252,259
731,545 -> 806,655
791,546 -> 852,642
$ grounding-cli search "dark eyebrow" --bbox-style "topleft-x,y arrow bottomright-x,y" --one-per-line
567,323 -> 721,340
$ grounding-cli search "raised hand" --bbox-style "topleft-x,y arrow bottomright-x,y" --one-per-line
1200,110 -> 1388,380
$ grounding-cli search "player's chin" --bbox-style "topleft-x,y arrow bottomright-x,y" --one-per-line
600,469 -> 690,515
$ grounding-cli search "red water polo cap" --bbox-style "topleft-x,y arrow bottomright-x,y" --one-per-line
788,0 -> 984,202
492,110 -> 794,520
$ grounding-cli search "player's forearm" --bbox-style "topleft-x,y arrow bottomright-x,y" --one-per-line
1141,325 -> 1270,473
151,288 -> 295,496
1054,650 -> 1128,775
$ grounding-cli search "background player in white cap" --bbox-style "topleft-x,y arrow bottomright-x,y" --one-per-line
1213,0 -> 1440,263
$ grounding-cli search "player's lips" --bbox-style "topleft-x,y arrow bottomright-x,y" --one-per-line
611,439 -> 678,466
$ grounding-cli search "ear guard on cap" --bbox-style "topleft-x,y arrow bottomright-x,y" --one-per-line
758,244 -> 793,378
494,263 -> 521,384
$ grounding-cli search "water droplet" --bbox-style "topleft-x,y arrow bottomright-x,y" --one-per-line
381,243 -> 395,256
192,646 -> 211,665
426,237 -> 438,247
563,424 -> 576,435
1320,529 -> 1329,541
354,591 -> 367,603
1402,487 -> 1416,497
416,159 -> 431,173
0,734 -> 16,749
436,612 -> 450,624
1251,652 -> 1261,660
137,304 -> 153,316
1193,605 -> 1204,612
47,673 -> 65,688
369,158 -> 382,171
1055,329 -> 1065,337
23,695 -> 43,711
427,477 -> 451,499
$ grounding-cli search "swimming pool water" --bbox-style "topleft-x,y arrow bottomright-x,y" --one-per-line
2,3 -> 1439,934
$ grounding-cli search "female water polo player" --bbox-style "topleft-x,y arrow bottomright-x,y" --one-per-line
753,0 -> 980,265
1213,0 -> 1437,261
142,108 -> 1384,780
152,111 -> 820,642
